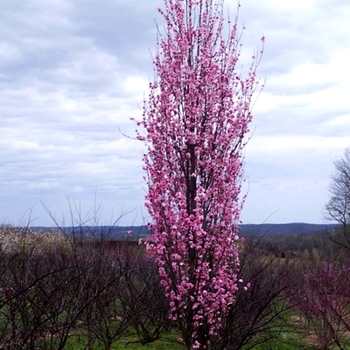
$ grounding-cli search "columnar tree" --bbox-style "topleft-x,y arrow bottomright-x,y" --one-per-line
136,0 -> 262,348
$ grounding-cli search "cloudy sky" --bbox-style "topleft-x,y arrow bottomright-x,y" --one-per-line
1,0 -> 349,227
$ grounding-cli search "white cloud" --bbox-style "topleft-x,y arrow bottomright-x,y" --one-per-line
0,0 -> 349,226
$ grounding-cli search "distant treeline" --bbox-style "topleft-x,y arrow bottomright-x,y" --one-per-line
30,223 -> 338,239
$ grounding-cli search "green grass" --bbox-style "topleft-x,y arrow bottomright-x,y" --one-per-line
65,327 -> 309,350
245,332 -> 308,350
64,330 -> 184,350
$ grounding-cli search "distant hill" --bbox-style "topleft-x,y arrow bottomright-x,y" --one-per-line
31,223 -> 338,239
238,223 -> 338,236
32,225 -> 150,239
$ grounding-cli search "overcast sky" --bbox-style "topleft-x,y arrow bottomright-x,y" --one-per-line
1,0 -> 349,227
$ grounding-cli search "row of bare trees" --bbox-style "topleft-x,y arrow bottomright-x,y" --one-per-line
5,225 -> 350,350
6,226 -> 350,350
0,225 -> 297,350
0,226 -> 170,350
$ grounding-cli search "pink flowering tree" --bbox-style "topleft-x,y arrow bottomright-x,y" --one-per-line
136,0 -> 262,348
288,261 -> 350,349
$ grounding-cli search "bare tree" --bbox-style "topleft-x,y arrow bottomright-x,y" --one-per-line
325,148 -> 350,251
118,252 -> 171,345
211,238 -> 294,350
77,241 -> 131,350
0,231 -> 81,350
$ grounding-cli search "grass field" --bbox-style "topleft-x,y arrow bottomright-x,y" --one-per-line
60,323 -> 315,350
64,330 -> 184,349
